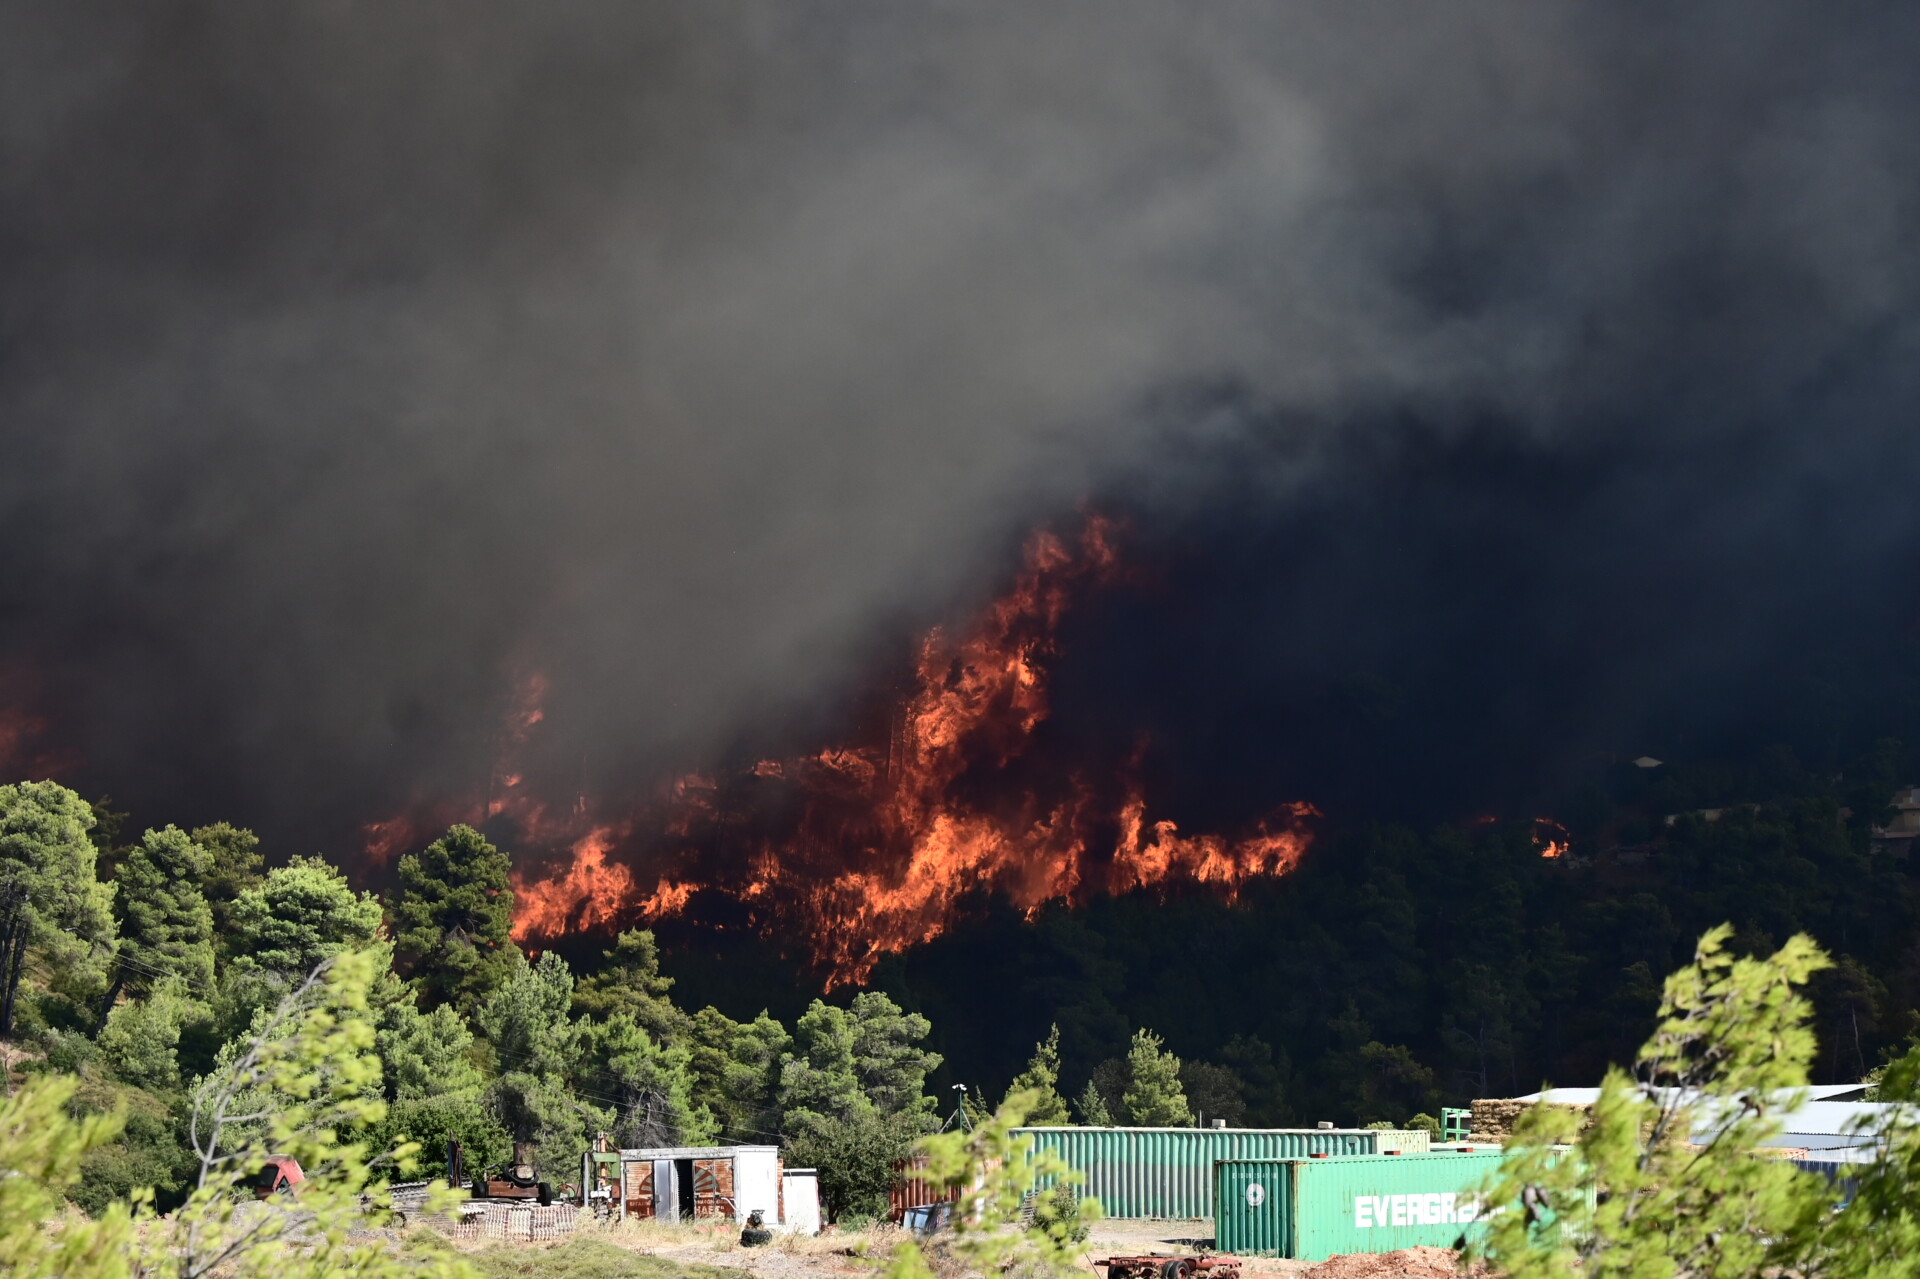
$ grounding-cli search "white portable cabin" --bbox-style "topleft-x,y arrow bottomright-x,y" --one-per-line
780,1167 -> 822,1235
610,1145 -> 784,1226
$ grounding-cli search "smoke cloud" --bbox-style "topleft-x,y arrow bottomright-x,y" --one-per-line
4,2 -> 1920,850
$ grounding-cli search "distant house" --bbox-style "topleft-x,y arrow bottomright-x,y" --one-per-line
1871,786 -> 1920,856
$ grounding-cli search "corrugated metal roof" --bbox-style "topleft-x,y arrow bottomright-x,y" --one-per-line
1512,1084 -> 1869,1105
614,1145 -> 778,1158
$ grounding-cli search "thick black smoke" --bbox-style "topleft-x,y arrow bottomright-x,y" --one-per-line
4,2 -> 1920,855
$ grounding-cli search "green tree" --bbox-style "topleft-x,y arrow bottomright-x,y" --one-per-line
110,826 -> 216,1004
784,1108 -> 924,1222
850,991 -> 941,1122
1074,1079 -> 1113,1125
173,947 -> 477,1278
374,1090 -> 510,1184
225,857 -> 383,1011
583,1011 -> 710,1147
475,950 -> 581,1082
779,999 -> 862,1124
1003,1024 -> 1072,1125
488,1071 -> 602,1184
572,928 -> 687,1043
68,1079 -> 197,1218
0,781 -> 117,1027
780,992 -> 941,1129
1350,1041 -> 1439,1125
1811,1034 -> 1920,1272
0,1073 -> 135,1278
1121,1028 -> 1190,1126
473,951 -> 600,1179
1472,924 -> 1831,1279
1219,1035 -> 1288,1125
392,824 -> 516,1013
188,822 -> 264,934
1179,1060 -> 1247,1127
95,977 -> 209,1091
689,1005 -> 789,1142
377,992 -> 485,1100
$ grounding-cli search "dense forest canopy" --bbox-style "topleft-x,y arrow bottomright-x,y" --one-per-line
6,684 -> 1918,1222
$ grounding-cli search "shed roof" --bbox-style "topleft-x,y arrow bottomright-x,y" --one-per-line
615,1145 -> 779,1159
1513,1084 -> 1869,1106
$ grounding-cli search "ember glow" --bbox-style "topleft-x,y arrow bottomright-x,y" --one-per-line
1534,817 -> 1571,859
0,693 -> 80,782
395,518 -> 1319,984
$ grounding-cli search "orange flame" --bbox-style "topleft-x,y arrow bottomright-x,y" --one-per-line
511,825 -> 636,939
503,516 -> 1321,985
1534,817 -> 1571,859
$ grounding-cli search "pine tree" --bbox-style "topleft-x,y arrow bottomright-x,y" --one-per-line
188,823 -> 264,934
1178,1060 -> 1247,1127
690,1006 -> 789,1142
585,1012 -> 710,1146
476,950 -> 580,1083
1074,1079 -> 1113,1125
1121,1028 -> 1190,1126
1004,1025 -> 1072,1125
850,991 -> 942,1123
96,977 -> 201,1091
392,824 -> 516,1012
376,993 -> 485,1100
0,782 -> 117,1031
227,857 -> 383,998
779,1000 -> 866,1125
780,992 -> 942,1129
113,826 -> 216,999
572,928 -> 687,1043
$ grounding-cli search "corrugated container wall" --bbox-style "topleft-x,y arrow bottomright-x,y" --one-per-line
889,1153 -> 964,1220
1216,1152 -> 1505,1260
1013,1128 -> 1427,1219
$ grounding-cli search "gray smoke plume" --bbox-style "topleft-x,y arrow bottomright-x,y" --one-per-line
3,2 -> 1919,846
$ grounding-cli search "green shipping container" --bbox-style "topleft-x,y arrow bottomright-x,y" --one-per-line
1013,1128 -> 1427,1219
1215,1152 -> 1506,1261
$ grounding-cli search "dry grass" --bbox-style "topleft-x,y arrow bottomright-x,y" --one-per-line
468,1236 -> 741,1279
443,1212 -> 908,1279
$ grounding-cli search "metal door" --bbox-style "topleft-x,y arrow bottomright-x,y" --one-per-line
653,1159 -> 678,1219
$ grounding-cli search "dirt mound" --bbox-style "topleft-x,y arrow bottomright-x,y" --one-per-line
1299,1245 -> 1479,1279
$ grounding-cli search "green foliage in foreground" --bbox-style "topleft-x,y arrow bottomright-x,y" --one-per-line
0,949 -> 475,1279
883,1090 -> 1101,1279
1472,923 -> 1920,1279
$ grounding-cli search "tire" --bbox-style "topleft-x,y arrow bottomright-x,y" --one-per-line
1160,1260 -> 1193,1279
740,1227 -> 774,1247
537,1182 -> 553,1207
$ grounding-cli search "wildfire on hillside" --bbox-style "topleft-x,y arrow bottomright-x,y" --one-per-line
1534,816 -> 1571,858
376,516 -> 1320,985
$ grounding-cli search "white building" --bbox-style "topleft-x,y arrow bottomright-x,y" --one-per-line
604,1145 -> 787,1227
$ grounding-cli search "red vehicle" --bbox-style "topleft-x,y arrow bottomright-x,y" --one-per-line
250,1156 -> 305,1199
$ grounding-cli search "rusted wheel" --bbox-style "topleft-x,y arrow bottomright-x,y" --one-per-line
1160,1259 -> 1193,1279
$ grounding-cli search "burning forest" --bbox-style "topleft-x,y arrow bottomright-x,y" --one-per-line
376,517 -> 1320,985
